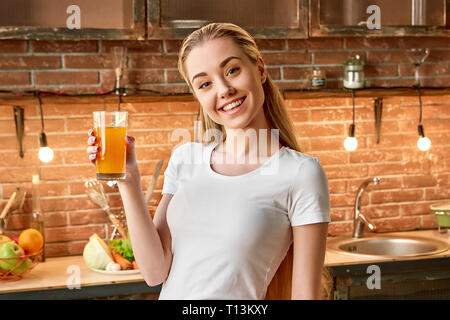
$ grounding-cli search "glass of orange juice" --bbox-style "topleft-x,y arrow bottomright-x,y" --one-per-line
93,111 -> 128,180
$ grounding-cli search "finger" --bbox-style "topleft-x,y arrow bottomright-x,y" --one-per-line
89,153 -> 97,162
86,146 -> 99,154
88,129 -> 95,137
87,136 -> 97,145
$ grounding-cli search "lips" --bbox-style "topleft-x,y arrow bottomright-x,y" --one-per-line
218,96 -> 246,114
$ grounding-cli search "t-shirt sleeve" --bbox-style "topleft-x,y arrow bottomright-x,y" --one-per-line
288,157 -> 331,226
161,145 -> 183,195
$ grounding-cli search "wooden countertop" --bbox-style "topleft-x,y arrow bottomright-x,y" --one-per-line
0,255 -> 147,295
0,229 -> 448,297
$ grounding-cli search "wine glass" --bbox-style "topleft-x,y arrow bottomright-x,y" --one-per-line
405,48 -> 430,87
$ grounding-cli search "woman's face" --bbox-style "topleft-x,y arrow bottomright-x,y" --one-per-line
184,37 -> 267,131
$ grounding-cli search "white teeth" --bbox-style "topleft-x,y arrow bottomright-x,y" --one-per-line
222,99 -> 243,111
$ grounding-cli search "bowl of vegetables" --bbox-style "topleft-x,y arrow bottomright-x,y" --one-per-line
83,233 -> 139,274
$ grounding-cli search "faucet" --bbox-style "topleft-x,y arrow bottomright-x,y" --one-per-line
353,177 -> 380,238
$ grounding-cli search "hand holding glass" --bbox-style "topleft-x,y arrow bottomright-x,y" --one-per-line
92,111 -> 128,180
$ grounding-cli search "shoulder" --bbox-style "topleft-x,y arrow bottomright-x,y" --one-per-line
282,147 -> 322,173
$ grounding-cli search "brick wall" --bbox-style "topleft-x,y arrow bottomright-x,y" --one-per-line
0,37 -> 449,93
0,93 -> 449,257
0,36 -> 449,257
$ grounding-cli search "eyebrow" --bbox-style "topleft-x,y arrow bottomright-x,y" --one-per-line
191,56 -> 241,83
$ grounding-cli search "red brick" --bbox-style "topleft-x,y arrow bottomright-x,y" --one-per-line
364,65 -> 398,77
347,177 -> 402,193
289,97 -> 349,108
0,56 -> 61,70
0,167 -> 40,182
34,71 -> 99,85
366,78 -> 415,88
0,72 -> 30,85
135,146 -> 174,161
311,107 -> 372,122
129,54 -> 178,68
295,123 -> 344,136
373,216 -> 421,233
400,201 -> 436,216
41,165 -> 94,180
329,207 -> 348,221
369,161 -> 422,176
345,38 -> 399,49
425,187 -> 450,201
399,63 -> 449,77
364,204 -> 400,219
397,37 -> 450,49
64,55 -> 113,69
330,193 -> 355,207
367,51 -> 409,64
261,52 -> 310,65
328,222 -> 353,236
164,40 -> 183,54
169,101 -> 199,114
46,243 -> 69,257
69,210 -> 109,225
166,69 -> 184,83
32,40 -> 98,53
349,149 -> 403,163
327,180 -> 347,194
314,51 -> 365,65
323,164 -> 369,179
371,189 -> 423,204
266,67 -> 281,80
130,115 -> 194,130
0,40 -> 28,53
421,214 -> 438,229
283,67 -> 309,80
255,39 -> 286,51
366,133 -> 418,149
273,81 -> 307,92
309,152 -> 347,166
421,76 -> 450,87
287,109 -> 309,122
45,225 -> 105,242
288,38 -> 342,50
101,40 -> 163,53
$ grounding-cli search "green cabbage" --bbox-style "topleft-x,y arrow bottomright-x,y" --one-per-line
83,234 -> 114,270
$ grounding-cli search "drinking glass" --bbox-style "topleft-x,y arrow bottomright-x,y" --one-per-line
93,111 -> 128,180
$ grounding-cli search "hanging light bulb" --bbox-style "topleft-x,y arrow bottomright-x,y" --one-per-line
344,90 -> 358,151
344,124 -> 358,151
417,124 -> 431,151
39,132 -> 54,163
415,85 -> 430,152
36,93 -> 54,163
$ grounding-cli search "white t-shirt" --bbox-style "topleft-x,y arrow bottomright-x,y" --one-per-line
158,141 -> 330,300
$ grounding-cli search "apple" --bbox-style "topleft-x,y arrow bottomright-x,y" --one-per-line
0,241 -> 25,272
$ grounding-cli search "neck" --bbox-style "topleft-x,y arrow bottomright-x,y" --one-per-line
217,124 -> 281,163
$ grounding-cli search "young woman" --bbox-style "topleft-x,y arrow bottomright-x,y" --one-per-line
87,23 -> 330,300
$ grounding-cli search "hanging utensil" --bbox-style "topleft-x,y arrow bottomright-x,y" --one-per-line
84,179 -> 127,240
145,160 -> 164,206
374,98 -> 383,144
14,106 -> 25,158
0,188 -> 27,234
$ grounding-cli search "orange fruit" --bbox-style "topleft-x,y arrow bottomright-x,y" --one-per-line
18,228 -> 44,254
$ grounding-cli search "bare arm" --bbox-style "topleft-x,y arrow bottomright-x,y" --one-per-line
118,172 -> 173,286
291,222 -> 328,300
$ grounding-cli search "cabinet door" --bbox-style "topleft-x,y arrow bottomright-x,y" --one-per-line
310,0 -> 449,37
148,0 -> 308,39
0,0 -> 146,40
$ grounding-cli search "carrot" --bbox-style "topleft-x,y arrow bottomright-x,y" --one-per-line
132,260 -> 138,270
112,251 -> 132,270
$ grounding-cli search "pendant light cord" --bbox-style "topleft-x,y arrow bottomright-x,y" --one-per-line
35,91 -> 45,133
352,89 -> 355,125
417,87 -> 423,124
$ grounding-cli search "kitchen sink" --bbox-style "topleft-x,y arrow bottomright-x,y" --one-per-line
327,234 -> 449,258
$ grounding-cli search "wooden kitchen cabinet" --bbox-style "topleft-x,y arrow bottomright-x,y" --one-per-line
147,0 -> 309,39
310,0 -> 450,37
0,0 -> 146,40
327,257 -> 450,300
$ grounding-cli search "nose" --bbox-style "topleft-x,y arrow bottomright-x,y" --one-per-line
218,78 -> 236,99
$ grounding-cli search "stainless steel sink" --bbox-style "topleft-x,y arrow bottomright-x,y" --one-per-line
327,234 -> 449,258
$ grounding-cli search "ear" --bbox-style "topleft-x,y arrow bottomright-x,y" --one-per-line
258,57 -> 267,84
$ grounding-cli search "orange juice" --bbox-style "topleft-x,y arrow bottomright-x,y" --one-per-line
94,127 -> 126,179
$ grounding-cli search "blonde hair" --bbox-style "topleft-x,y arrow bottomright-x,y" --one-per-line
178,22 -> 300,152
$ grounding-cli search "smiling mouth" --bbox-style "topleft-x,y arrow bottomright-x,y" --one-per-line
219,97 -> 246,112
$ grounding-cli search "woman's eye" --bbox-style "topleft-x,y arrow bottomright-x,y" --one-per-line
227,67 -> 240,76
199,81 -> 211,89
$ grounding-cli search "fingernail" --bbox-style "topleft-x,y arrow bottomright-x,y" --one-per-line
126,136 -> 134,143
89,136 -> 96,143
88,129 -> 94,136
89,154 -> 96,160
93,146 -> 99,152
